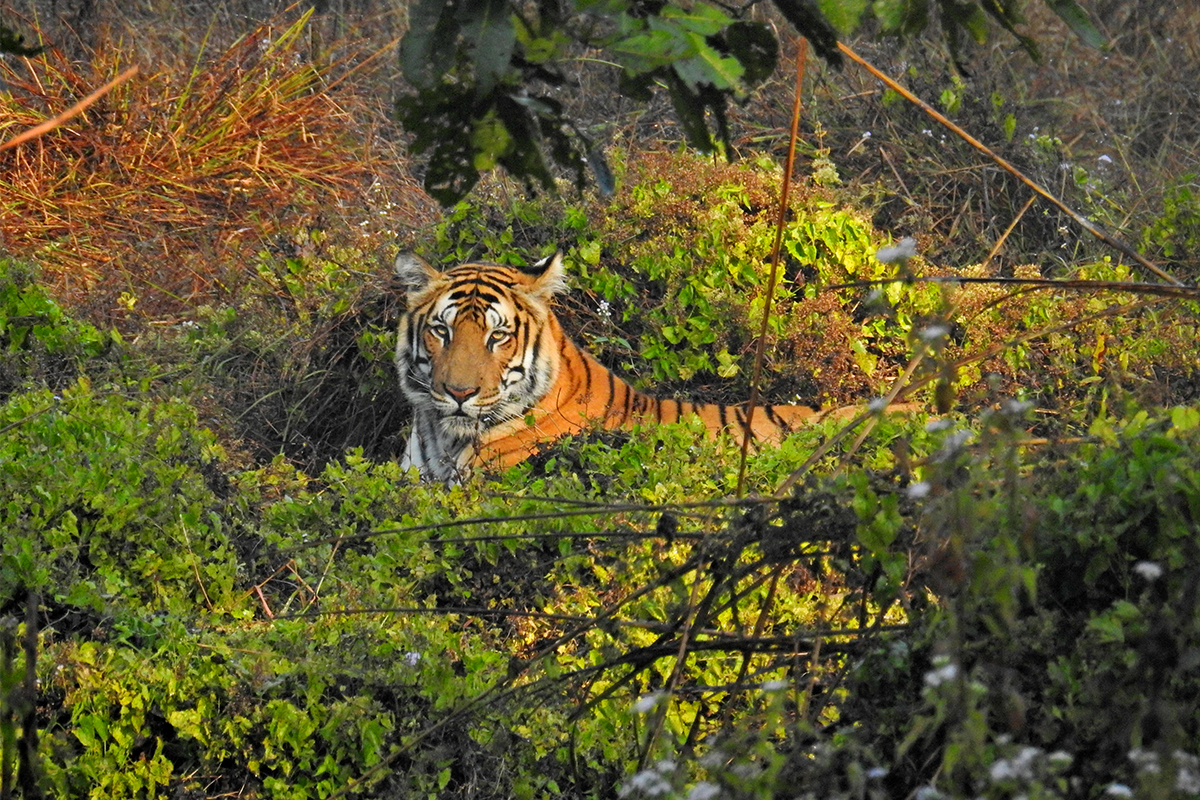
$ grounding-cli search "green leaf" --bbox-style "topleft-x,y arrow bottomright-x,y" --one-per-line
723,22 -> 779,87
471,113 -> 513,170
818,0 -> 868,34
661,2 -> 731,36
399,0 -> 458,87
612,28 -> 691,73
459,0 -> 517,95
1044,0 -> 1106,48
872,0 -> 928,35
673,34 -> 745,91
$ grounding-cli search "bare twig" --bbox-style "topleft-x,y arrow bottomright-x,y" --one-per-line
738,36 -> 808,497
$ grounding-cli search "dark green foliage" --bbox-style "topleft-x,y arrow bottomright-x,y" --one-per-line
0,260 -> 111,400
0,23 -> 42,57
394,0 -> 1106,205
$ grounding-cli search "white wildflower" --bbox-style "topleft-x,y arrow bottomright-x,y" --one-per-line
620,769 -> 673,798
403,651 -> 421,667
876,236 -> 919,263
1133,561 -> 1163,581
1130,747 -> 1161,774
1011,746 -> 1041,779
1178,766 -> 1200,795
1098,154 -> 1113,164
1048,751 -> 1074,767
918,324 -> 950,342
1002,399 -> 1034,415
923,660 -> 959,688
866,767 -> 888,780
989,759 -> 1016,782
633,692 -> 664,714
907,481 -> 932,499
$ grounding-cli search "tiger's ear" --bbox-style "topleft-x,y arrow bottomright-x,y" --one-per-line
529,252 -> 567,299
395,253 -> 439,293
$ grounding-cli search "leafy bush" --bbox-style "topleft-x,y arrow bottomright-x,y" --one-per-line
0,258 -> 112,399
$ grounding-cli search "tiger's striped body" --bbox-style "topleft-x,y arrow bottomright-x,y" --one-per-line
395,253 -> 859,481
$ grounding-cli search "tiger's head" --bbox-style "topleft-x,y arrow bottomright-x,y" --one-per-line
395,253 -> 568,438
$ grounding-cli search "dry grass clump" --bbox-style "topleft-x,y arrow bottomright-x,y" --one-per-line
0,10 -> 426,321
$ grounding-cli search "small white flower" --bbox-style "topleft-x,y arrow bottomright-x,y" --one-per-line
1177,766 -> 1200,795
598,299 -> 612,320
620,769 -> 673,798
936,430 -> 972,459
1098,154 -> 1113,164
876,237 -> 918,263
1002,399 -> 1034,415
990,759 -> 1016,782
923,661 -> 959,688
688,782 -> 722,800
907,481 -> 931,499
866,767 -> 888,780
922,129 -> 934,137
918,324 -> 950,342
760,679 -> 789,692
1012,746 -> 1041,779
633,692 -> 664,714
1104,785 -> 1133,798
862,131 -> 872,138
1048,751 -> 1074,767
403,651 -> 421,667
1130,747 -> 1161,774
1133,561 -> 1163,581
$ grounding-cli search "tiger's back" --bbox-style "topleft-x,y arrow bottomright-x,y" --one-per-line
395,253 -> 868,481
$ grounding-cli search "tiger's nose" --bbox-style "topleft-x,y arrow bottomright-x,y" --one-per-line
444,384 -> 480,405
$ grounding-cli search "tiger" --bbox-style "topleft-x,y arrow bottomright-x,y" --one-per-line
394,252 -> 894,481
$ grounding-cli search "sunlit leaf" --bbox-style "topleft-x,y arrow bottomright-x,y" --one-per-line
661,2 -> 731,36
818,0 -> 868,34
673,34 -> 744,92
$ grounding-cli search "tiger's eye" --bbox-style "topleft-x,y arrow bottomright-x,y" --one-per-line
427,323 -> 450,341
487,331 -> 511,349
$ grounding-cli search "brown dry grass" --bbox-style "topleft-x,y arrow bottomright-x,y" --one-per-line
0,9 -> 432,322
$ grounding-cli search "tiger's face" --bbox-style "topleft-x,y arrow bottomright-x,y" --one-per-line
395,254 -> 567,437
